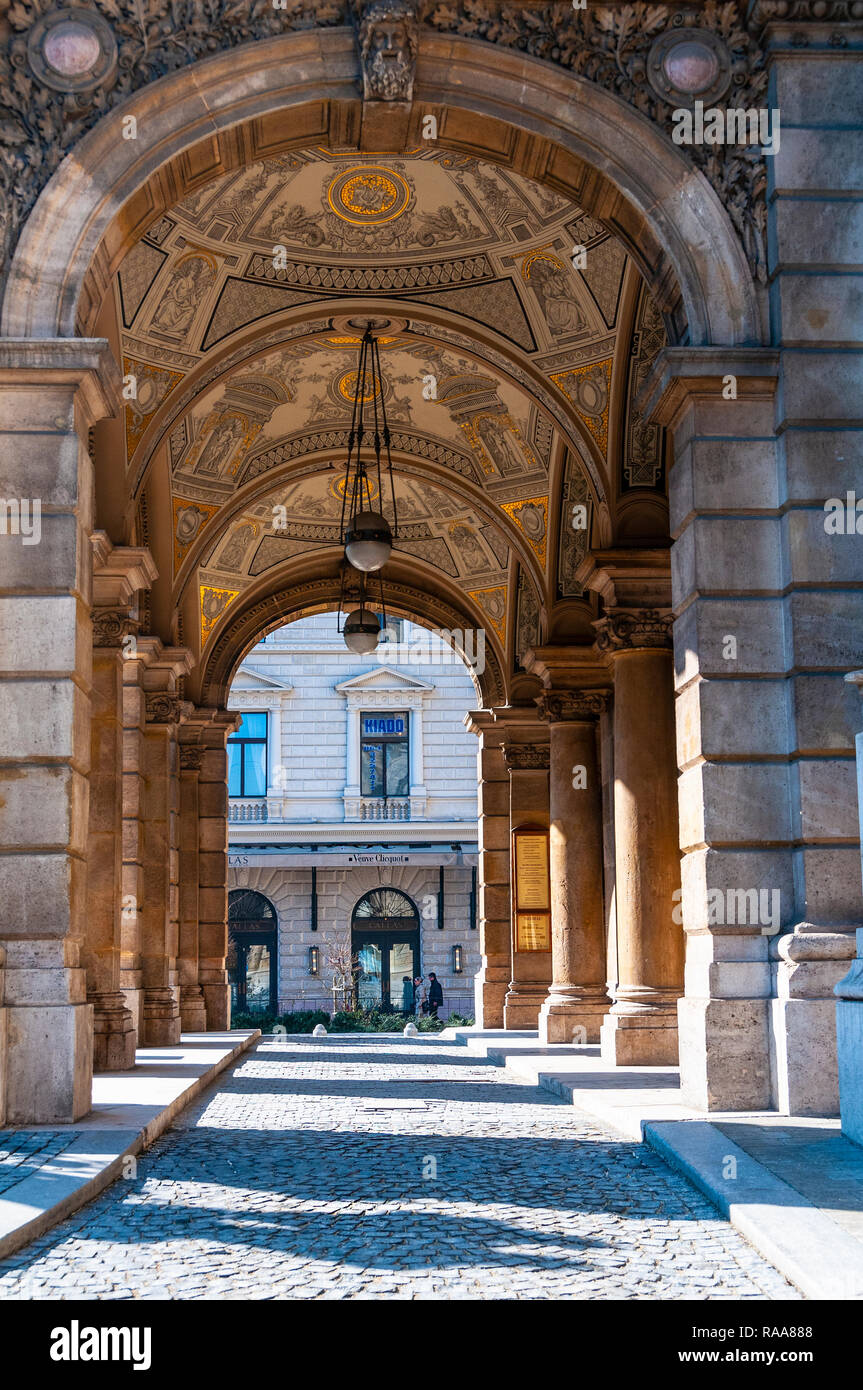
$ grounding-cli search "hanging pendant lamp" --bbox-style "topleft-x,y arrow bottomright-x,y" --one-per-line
339,323 -> 399,572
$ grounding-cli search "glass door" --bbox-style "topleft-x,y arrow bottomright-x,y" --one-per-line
356,941 -> 383,1009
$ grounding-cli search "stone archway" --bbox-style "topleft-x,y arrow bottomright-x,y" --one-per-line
1,6 -> 858,1136
2,30 -> 760,346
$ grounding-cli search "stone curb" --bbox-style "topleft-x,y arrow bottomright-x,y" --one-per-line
442,1028 -> 863,1300
0,1029 -> 260,1263
644,1120 -> 863,1302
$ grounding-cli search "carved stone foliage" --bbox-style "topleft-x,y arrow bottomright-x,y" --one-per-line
594,608 -> 674,652
537,690 -> 610,723
179,745 -> 204,771
92,606 -> 134,646
145,692 -> 181,724
500,740 -> 549,771
0,0 -> 349,281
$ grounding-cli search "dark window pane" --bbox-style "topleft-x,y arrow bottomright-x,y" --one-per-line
361,742 -> 385,796
245,741 -> 267,796
386,741 -> 409,796
227,743 -> 242,796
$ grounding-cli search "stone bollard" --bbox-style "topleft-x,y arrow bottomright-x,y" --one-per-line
404,1022 -> 418,1037
312,1024 -> 327,1038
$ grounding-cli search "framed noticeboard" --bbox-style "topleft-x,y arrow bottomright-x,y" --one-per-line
513,827 -> 551,952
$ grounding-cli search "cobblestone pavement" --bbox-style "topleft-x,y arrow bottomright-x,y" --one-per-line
0,1036 -> 798,1300
0,1132 -> 80,1196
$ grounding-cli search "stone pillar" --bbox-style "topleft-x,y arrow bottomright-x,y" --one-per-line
177,739 -> 207,1032
642,355 -> 787,1107
0,340 -> 119,1122
465,711 -> 511,1028
760,11 -> 863,1115
139,647 -> 192,1045
86,535 -> 156,1070
836,672 -> 863,1144
534,690 -> 611,1044
0,945 -> 6,1127
500,721 -> 551,1030
583,555 -> 683,1066
198,712 -> 238,1030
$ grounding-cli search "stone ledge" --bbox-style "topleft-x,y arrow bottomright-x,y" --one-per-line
0,1030 -> 259,1262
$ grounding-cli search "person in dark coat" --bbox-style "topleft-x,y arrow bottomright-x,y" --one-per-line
427,972 -> 443,1019
401,975 -> 414,1015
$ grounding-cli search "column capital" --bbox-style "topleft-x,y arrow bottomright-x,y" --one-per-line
594,609 -> 674,654
638,346 -> 780,430
0,338 -> 122,424
500,742 -> 550,772
536,690 -> 611,724
576,547 -> 671,610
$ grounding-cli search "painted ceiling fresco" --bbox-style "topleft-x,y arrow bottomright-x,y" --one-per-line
111,146 -> 667,668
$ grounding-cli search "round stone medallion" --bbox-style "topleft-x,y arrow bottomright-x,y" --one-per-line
646,29 -> 732,108
326,166 -> 411,226
27,7 -> 117,93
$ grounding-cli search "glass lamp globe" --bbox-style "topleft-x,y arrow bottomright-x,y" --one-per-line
344,511 -> 393,572
343,607 -> 381,655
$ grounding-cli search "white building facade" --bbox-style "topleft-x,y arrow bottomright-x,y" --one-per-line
226,615 -> 480,1019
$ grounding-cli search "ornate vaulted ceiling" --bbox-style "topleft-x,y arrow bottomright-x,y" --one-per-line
100,145 -> 669,692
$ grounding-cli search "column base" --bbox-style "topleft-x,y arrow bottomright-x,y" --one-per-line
142,987 -> 181,1046
90,991 -> 137,1072
503,983 -> 546,1030
180,985 -> 208,1032
202,982 -> 231,1031
473,964 -> 508,1029
600,1007 -> 679,1066
678,996 -> 770,1110
538,992 -> 609,1044
4,1002 -> 93,1123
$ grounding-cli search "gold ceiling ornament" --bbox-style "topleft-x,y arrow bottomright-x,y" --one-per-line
551,358 -> 613,457
172,496 -> 221,574
200,584 -> 240,645
501,496 -> 548,568
326,165 -> 411,226
329,470 -> 379,504
468,585 -> 507,644
338,368 -> 382,403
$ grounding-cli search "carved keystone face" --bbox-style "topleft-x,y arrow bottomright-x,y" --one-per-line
370,19 -> 409,59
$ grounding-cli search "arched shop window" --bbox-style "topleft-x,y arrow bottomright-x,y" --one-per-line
352,889 -> 420,1012
228,889 -> 277,1016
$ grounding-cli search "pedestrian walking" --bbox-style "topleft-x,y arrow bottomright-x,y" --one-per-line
414,975 -> 427,1018
427,972 -> 443,1019
401,975 -> 414,1015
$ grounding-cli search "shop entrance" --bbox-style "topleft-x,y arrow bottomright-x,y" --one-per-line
352,889 -> 420,1013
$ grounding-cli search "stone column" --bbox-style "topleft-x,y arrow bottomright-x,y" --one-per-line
177,738 -> 207,1032
585,562 -> 683,1066
0,945 -> 6,1126
0,340 -> 119,1122
465,711 -> 511,1028
86,534 -> 156,1070
139,647 -> 192,1045
836,672 -> 863,1145
500,722 -> 551,1030
198,711 -> 238,1030
534,690 -> 611,1044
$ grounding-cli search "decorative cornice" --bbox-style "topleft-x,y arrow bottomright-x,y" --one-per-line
537,690 -> 610,723
500,741 -> 550,771
594,609 -> 674,653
